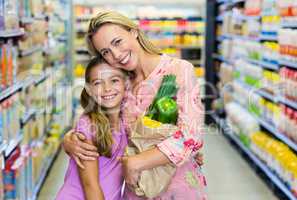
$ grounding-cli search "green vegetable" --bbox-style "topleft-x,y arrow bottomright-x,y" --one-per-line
155,96 -> 178,124
147,75 -> 178,118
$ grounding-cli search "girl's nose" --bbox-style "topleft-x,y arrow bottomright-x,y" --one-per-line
104,82 -> 112,92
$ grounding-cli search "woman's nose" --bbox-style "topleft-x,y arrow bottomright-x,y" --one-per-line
110,47 -> 121,60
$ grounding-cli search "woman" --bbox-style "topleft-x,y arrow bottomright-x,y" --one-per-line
64,11 -> 207,199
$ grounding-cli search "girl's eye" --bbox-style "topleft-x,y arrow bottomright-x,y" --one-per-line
112,79 -> 120,83
94,81 -> 102,86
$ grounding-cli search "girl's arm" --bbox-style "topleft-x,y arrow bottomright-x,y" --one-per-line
63,130 -> 99,168
78,139 -> 104,200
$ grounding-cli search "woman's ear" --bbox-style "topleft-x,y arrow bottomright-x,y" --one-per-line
130,29 -> 138,39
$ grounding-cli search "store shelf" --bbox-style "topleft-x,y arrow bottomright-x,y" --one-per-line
256,89 -> 277,103
0,142 -> 7,154
230,34 -> 261,42
159,44 -> 202,50
20,45 -> 43,57
245,58 -> 279,71
0,28 -> 25,38
234,14 -> 261,21
31,126 -> 71,200
34,72 -> 49,85
232,0 -> 245,3
279,59 -> 297,69
217,34 -> 232,40
31,148 -> 61,200
76,15 -> 93,21
211,114 -> 297,200
21,109 -> 37,126
21,17 -> 34,24
0,82 -> 23,102
257,117 -> 297,153
75,47 -> 89,53
187,59 -> 201,65
34,14 -> 47,20
213,53 -> 233,65
217,0 -> 230,3
278,97 -> 297,111
5,133 -> 23,157
281,20 -> 297,28
260,34 -> 278,41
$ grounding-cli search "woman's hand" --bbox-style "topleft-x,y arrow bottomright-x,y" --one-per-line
194,152 -> 204,166
63,130 -> 99,168
118,156 -> 141,186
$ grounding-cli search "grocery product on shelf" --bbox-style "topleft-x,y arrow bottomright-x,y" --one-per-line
225,102 -> 260,147
207,0 -> 297,198
279,29 -> 297,62
244,0 -> 261,16
280,67 -> 297,101
279,104 -> 297,143
250,131 -> 297,195
0,0 -> 72,199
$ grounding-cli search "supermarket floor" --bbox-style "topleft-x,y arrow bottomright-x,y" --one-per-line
37,128 -> 279,200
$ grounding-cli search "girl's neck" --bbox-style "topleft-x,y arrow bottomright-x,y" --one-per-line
105,106 -> 121,132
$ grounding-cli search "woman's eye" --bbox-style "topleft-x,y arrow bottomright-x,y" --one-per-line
114,39 -> 122,46
102,50 -> 109,57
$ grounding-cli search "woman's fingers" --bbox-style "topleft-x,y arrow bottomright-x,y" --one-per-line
80,148 -> 99,157
76,133 -> 86,140
80,141 -> 98,152
195,152 -> 204,166
77,152 -> 96,161
74,156 -> 85,169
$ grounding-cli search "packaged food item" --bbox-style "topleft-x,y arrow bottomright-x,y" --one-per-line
0,0 -> 4,31
3,0 -> 19,30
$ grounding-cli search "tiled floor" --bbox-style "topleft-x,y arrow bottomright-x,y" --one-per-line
37,128 -> 279,200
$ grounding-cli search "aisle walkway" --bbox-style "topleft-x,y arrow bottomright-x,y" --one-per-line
37,128 -> 279,200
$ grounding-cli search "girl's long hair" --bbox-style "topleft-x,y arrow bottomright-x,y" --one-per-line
86,10 -> 161,56
80,56 -> 113,157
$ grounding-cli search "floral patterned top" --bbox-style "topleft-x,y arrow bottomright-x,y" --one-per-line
122,54 -> 205,166
122,54 -> 207,200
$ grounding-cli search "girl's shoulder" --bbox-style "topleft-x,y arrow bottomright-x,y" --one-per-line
75,114 -> 95,140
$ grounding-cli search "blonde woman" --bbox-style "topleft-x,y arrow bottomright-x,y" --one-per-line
64,11 -> 207,199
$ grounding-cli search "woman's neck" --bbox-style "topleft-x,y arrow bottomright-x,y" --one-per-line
136,52 -> 161,79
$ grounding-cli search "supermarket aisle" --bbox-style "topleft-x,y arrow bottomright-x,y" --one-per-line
202,128 -> 278,200
37,150 -> 68,200
37,128 -> 279,200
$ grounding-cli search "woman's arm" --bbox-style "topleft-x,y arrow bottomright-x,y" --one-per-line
121,61 -> 204,184
63,130 -> 99,168
78,140 -> 105,200
156,61 -> 204,165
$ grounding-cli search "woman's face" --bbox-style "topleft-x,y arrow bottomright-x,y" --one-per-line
87,63 -> 126,109
91,23 -> 140,71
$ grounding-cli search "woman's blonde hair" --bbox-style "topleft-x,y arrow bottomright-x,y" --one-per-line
86,10 -> 161,56
80,56 -> 114,157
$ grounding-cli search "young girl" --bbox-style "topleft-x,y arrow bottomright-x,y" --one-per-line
56,56 -> 127,200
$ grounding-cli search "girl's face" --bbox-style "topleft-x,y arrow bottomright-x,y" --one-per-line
87,63 -> 126,109
91,23 -> 140,71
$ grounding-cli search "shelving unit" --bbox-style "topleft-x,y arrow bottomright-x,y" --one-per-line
211,114 -> 297,200
0,0 -> 73,199
205,0 -> 297,199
